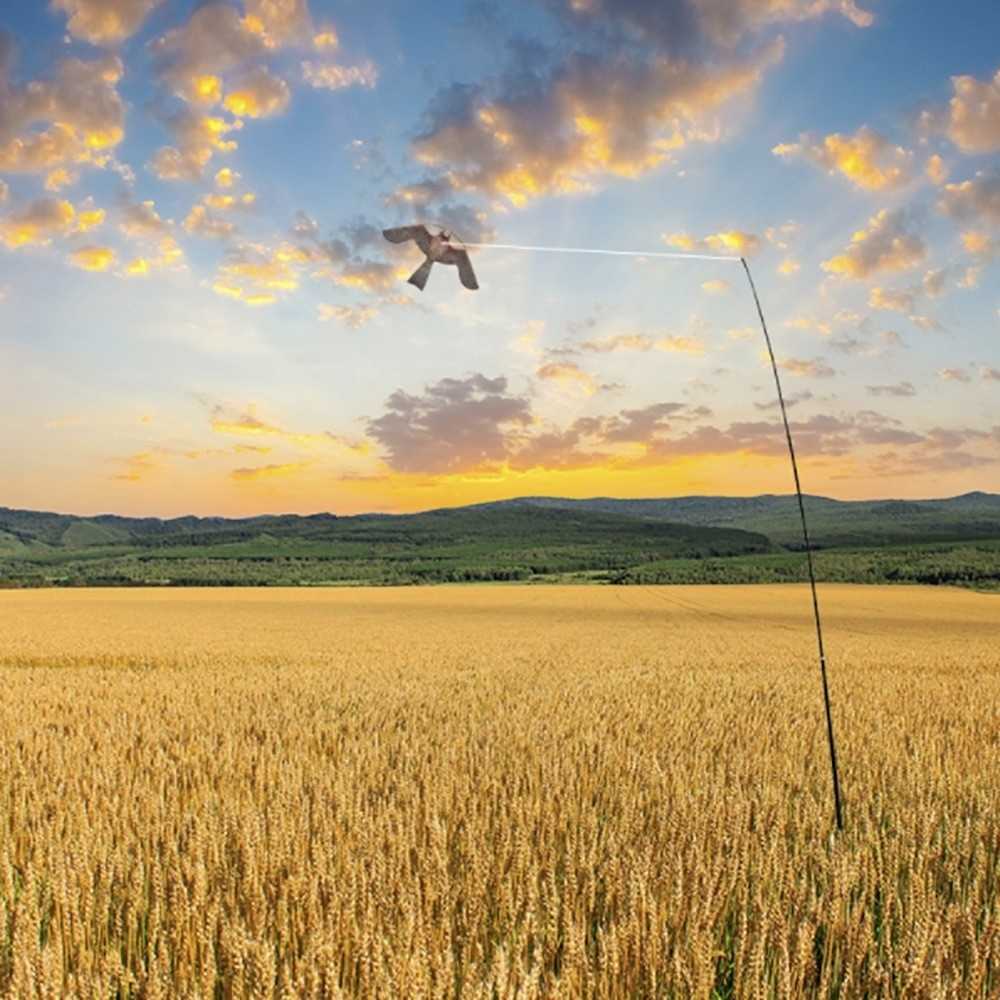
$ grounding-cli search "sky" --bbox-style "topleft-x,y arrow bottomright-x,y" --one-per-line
1,0 -> 998,518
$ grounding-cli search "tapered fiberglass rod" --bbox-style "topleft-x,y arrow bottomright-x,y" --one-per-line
463,238 -> 846,831
740,255 -> 844,831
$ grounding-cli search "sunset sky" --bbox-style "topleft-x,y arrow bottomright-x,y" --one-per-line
2,0 -> 998,517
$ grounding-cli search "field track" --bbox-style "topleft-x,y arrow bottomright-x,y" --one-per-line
1,585 -> 997,997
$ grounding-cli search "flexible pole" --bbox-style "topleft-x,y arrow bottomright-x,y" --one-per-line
740,257 -> 844,831
458,235 -> 845,830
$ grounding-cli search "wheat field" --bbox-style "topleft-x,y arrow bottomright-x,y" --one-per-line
0,584 -> 997,998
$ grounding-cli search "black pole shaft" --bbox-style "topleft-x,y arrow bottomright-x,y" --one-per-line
740,257 -> 844,832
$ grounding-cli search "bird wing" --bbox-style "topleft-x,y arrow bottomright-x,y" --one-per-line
383,225 -> 430,253
408,258 -> 434,291
439,247 -> 479,290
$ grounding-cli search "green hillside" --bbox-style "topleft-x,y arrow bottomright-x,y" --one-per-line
2,493 -> 998,590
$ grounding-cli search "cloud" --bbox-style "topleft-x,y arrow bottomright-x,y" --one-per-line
70,244 -> 115,271
223,67 -> 291,118
701,278 -> 730,294
663,229 -> 760,255
302,60 -> 378,90
980,367 -> 1000,382
772,126 -> 911,191
755,389 -> 813,411
0,53 -> 124,179
148,109 -> 243,180
211,241 -> 307,303
119,198 -> 170,238
150,5 -> 267,104
230,462 -> 310,481
52,0 -> 164,45
215,167 -> 239,188
122,237 -> 184,276
822,208 -> 926,279
579,332 -> 706,355
408,38 -> 785,207
925,154 -> 948,185
0,198 -> 77,248
867,381 -> 915,397
938,169 -> 1000,226
112,450 -> 160,482
869,285 -> 916,314
547,0 -> 872,50
961,231 -> 997,259
366,374 -> 532,474
922,268 -> 947,297
318,303 -> 378,327
184,203 -> 236,239
777,257 -> 800,276
930,68 -> 1000,154
938,368 -> 971,383
209,402 -> 367,453
536,361 -> 600,396
778,357 -> 835,378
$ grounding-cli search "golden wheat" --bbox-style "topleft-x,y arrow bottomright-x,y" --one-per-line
0,584 -> 997,998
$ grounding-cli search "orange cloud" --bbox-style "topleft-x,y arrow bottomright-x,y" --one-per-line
822,208 -> 926,279
0,199 -> 76,248
52,0 -> 164,45
773,126 -> 911,191
70,245 -> 115,271
223,68 -> 291,118
230,462 -> 310,481
409,38 -> 784,207
0,55 -> 125,178
536,362 -> 598,395
664,229 -> 760,256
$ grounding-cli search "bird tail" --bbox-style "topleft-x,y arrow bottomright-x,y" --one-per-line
408,258 -> 433,291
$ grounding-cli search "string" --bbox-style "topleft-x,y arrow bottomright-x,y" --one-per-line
462,240 -> 741,263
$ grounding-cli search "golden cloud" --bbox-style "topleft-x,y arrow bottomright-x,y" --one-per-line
925,154 -> 948,186
184,203 -> 236,240
777,257 -> 800,276
408,38 -> 784,207
112,450 -> 160,482
215,167 -> 239,188
822,208 -> 926,279
223,68 -> 291,118
580,332 -> 704,355
664,229 -> 760,256
869,286 -> 915,313
772,126 -> 911,191
52,0 -> 164,45
0,198 -> 76,248
943,68 -> 1000,154
148,112 -> 243,181
70,244 -> 115,271
961,230 -> 996,258
119,199 -> 170,238
536,361 -> 598,396
230,462 -> 310,481
122,235 -> 184,277
701,278 -> 730,294
318,303 -> 378,327
778,357 -> 836,378
313,29 -> 339,50
0,55 -> 125,179
938,170 -> 1000,226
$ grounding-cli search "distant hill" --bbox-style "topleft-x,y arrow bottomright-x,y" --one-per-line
0,503 -> 772,587
2,493 -> 998,589
475,492 -> 1000,547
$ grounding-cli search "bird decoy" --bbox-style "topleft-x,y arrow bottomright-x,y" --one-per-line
382,223 -> 479,291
